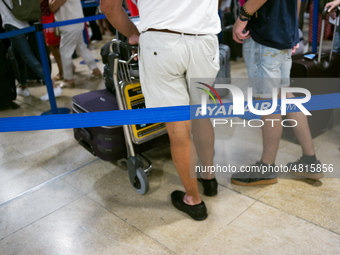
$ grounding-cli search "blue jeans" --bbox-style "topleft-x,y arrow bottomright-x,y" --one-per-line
5,24 -> 45,85
243,37 -> 292,98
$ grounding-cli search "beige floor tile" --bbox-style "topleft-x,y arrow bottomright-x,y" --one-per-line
0,196 -> 174,255
196,202 -> 340,255
259,178 -> 340,234
0,157 -> 54,204
63,159 -> 117,194
0,100 -> 43,118
312,128 -> 340,152
28,138 -> 97,176
0,179 -> 83,240
313,133 -> 340,178
0,144 -> 25,166
0,129 -> 73,156
87,160 -> 255,255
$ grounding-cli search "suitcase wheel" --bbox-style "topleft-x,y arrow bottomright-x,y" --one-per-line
127,156 -> 149,195
133,167 -> 149,195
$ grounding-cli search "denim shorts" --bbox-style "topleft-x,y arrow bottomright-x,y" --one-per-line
243,37 -> 292,98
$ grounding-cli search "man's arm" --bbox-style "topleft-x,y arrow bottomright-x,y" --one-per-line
100,0 -> 140,44
49,0 -> 66,12
233,0 -> 268,43
241,0 -> 268,16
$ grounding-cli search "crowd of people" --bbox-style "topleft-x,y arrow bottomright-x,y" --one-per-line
0,0 -> 110,100
1,0 -> 339,221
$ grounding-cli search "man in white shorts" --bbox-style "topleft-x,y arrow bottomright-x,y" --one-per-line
101,0 -> 221,220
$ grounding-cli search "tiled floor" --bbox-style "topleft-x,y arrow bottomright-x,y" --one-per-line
0,34 -> 339,255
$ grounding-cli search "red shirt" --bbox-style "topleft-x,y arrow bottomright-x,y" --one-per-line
126,0 -> 139,17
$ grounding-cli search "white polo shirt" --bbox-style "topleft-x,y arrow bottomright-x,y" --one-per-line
0,0 -> 29,29
137,0 -> 221,34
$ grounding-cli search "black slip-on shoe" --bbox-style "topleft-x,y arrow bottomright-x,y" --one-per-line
197,177 -> 218,196
230,161 -> 278,186
287,158 -> 324,179
171,190 -> 207,221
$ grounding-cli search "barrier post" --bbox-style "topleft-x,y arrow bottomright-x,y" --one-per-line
34,22 -> 70,115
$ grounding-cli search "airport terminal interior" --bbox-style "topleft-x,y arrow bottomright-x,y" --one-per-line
0,17 -> 340,255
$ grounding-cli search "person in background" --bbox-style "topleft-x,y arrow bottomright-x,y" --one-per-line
100,0 -> 220,220
82,0 -> 102,41
41,0 -> 64,82
231,0 -> 322,186
49,0 -> 102,89
0,0 -> 63,101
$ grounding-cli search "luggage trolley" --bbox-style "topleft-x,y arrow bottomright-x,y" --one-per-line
109,38 -> 167,194
72,38 -> 168,195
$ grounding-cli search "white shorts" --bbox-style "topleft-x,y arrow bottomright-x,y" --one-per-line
139,31 -> 220,108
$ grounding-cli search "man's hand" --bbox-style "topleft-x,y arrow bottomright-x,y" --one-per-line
129,34 -> 140,45
291,43 -> 299,55
129,34 -> 140,60
233,17 -> 250,43
325,0 -> 340,13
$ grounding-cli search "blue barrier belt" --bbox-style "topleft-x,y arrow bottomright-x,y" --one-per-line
0,26 -> 35,40
191,93 -> 340,119
43,14 -> 106,29
0,93 -> 339,133
0,14 -> 106,40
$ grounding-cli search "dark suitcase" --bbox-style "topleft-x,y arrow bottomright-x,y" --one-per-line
0,41 -> 17,109
283,8 -> 340,142
72,89 -> 168,162
222,25 -> 243,61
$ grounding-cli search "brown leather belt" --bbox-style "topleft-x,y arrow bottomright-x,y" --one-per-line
146,28 -> 206,36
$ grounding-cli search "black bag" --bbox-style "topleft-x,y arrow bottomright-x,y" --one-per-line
0,41 -> 17,108
100,41 -> 116,93
100,41 -> 138,94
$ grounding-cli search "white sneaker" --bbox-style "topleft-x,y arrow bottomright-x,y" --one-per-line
40,86 -> 63,101
17,87 -> 30,97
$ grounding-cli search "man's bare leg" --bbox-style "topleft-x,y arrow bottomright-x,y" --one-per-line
285,92 -> 315,156
191,119 -> 215,180
166,121 -> 201,205
258,94 -> 283,165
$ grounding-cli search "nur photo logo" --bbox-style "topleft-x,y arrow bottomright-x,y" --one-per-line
197,83 -> 312,117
